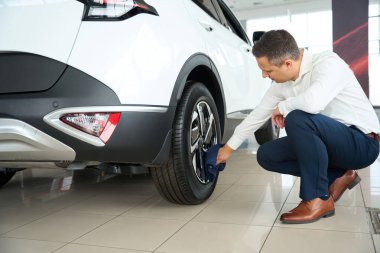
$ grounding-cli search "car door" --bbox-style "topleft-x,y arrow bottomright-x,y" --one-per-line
184,0 -> 269,114
215,0 -> 271,111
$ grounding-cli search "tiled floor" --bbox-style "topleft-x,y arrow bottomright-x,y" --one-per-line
0,140 -> 379,253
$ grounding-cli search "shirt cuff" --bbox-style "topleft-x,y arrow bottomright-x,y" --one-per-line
278,101 -> 290,116
226,134 -> 245,150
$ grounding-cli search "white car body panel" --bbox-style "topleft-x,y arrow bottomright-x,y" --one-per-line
0,0 -> 83,64
183,0 -> 271,113
68,0 -> 208,105
0,0 -> 270,111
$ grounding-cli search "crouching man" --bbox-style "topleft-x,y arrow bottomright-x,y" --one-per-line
217,30 -> 380,224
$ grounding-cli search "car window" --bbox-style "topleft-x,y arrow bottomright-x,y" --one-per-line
192,0 -> 220,21
215,0 -> 251,44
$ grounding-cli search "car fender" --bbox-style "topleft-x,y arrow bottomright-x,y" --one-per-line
169,53 -> 227,136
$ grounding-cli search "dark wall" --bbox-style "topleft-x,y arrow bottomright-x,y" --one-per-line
332,0 -> 369,96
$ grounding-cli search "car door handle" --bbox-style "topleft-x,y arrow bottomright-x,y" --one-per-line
199,20 -> 214,32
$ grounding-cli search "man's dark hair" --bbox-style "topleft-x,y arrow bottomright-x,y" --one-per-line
252,30 -> 300,66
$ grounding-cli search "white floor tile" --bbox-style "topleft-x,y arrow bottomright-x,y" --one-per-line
4,210 -> 114,242
123,196 -> 209,221
217,185 -> 291,203
358,166 -> 380,177
261,227 -> 375,253
373,234 -> 380,252
224,155 -> 268,175
0,237 -> 64,253
208,184 -> 231,200
157,221 -> 270,253
224,166 -> 276,175
234,173 -> 296,187
63,193 -> 151,215
223,165 -> 264,175
74,216 -> 186,251
193,200 -> 281,226
55,244 -> 150,253
0,206 -> 57,235
216,173 -> 241,185
331,186 -> 365,206
361,176 -> 380,189
0,181 -> 94,210
362,188 -> 380,208
275,204 -> 371,233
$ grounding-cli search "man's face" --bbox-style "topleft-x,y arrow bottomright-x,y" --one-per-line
256,56 -> 293,83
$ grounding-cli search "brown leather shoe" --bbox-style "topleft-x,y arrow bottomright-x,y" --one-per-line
280,196 -> 335,224
329,170 -> 361,202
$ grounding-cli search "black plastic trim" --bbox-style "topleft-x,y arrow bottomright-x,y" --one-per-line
169,54 -> 224,106
0,59 -> 174,165
152,130 -> 173,165
84,107 -> 175,164
169,53 -> 227,139
217,0 -> 251,45
0,52 -> 67,94
191,0 -> 222,23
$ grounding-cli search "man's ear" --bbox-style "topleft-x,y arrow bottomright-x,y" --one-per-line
284,59 -> 293,69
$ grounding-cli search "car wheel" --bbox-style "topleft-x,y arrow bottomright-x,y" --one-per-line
0,168 -> 16,188
150,82 -> 221,204
254,118 -> 280,145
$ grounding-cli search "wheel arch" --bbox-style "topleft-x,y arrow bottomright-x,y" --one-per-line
169,53 -> 227,136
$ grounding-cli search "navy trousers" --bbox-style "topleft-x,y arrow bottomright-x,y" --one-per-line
257,110 -> 379,201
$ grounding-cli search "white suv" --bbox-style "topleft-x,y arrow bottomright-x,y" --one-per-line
0,0 -> 276,204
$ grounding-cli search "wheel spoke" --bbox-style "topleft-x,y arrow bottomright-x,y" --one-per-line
204,113 -> 214,145
191,126 -> 200,145
192,110 -> 198,124
190,139 -> 199,153
192,154 -> 197,171
191,110 -> 200,146
197,104 -> 206,136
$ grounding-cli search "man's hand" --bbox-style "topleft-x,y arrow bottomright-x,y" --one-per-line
272,107 -> 285,128
216,145 -> 233,165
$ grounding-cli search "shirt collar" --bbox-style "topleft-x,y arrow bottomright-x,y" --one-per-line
291,49 -> 312,85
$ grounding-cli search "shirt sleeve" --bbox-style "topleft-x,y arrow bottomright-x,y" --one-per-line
278,55 -> 349,116
227,83 -> 283,150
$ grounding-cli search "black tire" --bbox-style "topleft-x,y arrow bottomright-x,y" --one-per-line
150,82 -> 221,204
254,118 -> 280,145
0,169 -> 16,188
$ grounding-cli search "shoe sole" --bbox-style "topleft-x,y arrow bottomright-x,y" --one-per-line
334,174 -> 362,202
280,210 -> 335,224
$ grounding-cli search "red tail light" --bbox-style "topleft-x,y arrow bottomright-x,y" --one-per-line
60,112 -> 121,143
77,0 -> 158,21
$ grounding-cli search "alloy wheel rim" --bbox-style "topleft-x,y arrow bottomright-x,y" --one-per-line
190,101 -> 217,184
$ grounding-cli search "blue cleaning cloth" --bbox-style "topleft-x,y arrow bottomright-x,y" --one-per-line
204,144 -> 226,182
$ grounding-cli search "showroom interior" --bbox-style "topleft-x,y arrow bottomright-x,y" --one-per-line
1,0 -> 380,252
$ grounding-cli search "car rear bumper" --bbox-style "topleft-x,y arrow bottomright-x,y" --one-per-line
0,55 -> 175,167
0,107 -> 174,168
0,118 -> 75,161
